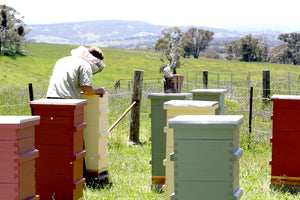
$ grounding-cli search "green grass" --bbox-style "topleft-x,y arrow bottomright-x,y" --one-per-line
1,42 -> 300,199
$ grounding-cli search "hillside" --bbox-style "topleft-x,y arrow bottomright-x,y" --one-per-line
27,20 -> 165,48
26,20 -> 300,49
1,42 -> 299,89
26,20 -> 245,49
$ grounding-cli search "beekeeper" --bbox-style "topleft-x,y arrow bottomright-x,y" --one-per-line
46,46 -> 105,99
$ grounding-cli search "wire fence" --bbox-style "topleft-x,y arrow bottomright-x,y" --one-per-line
1,69 -> 299,148
184,69 -> 300,96
1,69 -> 299,117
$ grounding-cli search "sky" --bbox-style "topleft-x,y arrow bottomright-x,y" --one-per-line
2,0 -> 300,28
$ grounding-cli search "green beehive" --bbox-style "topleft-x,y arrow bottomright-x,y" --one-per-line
148,93 -> 192,190
190,89 -> 227,115
163,100 -> 218,200
169,115 -> 244,200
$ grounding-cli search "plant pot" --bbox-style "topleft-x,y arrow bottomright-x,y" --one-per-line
163,75 -> 184,93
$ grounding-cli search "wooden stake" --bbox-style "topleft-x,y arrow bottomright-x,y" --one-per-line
203,70 -> 208,89
28,83 -> 34,115
108,101 -> 136,132
263,70 -> 270,103
129,70 -> 144,144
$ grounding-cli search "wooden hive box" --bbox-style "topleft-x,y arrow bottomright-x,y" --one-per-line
0,116 -> 40,200
79,94 -> 110,181
190,89 -> 227,115
36,174 -> 85,200
30,99 -> 87,200
169,115 -> 244,200
36,147 -> 86,181
147,93 -> 192,190
163,100 -> 218,199
270,95 -> 300,189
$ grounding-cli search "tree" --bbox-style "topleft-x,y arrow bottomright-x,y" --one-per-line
182,28 -> 214,59
155,27 -> 184,75
0,4 -> 29,54
278,32 -> 300,65
225,34 -> 264,62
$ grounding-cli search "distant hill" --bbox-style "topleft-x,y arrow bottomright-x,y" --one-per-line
27,20 -> 166,48
26,20 -> 242,48
26,20 -> 300,49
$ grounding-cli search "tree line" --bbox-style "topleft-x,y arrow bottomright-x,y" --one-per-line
155,25 -> 300,71
225,33 -> 300,65
0,4 -> 29,55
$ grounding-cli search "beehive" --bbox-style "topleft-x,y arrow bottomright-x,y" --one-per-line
169,115 -> 244,200
30,98 -> 87,200
190,89 -> 227,115
270,95 -> 300,190
147,93 -> 192,190
80,94 -> 110,180
163,100 -> 218,199
0,116 -> 40,200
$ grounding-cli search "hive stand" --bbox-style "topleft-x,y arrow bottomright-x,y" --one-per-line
0,116 -> 40,200
147,93 -> 192,191
163,100 -> 218,200
80,94 -> 110,186
190,89 -> 227,115
169,115 -> 244,200
270,95 -> 300,193
30,99 -> 87,200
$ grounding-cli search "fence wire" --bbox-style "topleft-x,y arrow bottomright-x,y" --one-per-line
1,70 -> 299,145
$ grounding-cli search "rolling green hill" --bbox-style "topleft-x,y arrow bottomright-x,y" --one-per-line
0,42 -> 299,88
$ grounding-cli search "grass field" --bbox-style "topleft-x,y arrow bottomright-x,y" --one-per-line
1,42 -> 300,199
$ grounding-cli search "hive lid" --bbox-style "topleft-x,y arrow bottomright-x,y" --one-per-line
169,115 -> 244,128
30,98 -> 87,105
189,89 -> 227,95
271,95 -> 300,100
164,100 -> 218,110
147,93 -> 192,99
0,116 -> 40,124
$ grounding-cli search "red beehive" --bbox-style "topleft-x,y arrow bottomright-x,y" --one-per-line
270,95 -> 300,188
0,116 -> 40,200
30,99 -> 87,200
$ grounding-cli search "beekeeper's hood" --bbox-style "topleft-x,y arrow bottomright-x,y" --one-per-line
71,46 -> 105,74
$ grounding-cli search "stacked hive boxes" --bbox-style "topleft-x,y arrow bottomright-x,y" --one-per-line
270,95 -> 300,190
163,100 -> 218,199
190,89 -> 227,115
0,116 -> 40,200
30,99 -> 87,200
147,93 -> 192,190
168,115 -> 244,200
80,94 -> 110,181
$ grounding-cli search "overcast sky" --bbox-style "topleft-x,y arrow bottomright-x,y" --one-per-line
2,0 -> 300,28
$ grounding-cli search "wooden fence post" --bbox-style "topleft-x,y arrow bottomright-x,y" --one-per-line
248,86 -> 253,150
263,70 -> 270,103
28,83 -> 34,115
203,70 -> 208,89
129,70 -> 144,144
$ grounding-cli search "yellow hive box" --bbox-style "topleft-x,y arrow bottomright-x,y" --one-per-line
163,100 -> 218,200
99,113 -> 109,132
98,152 -> 109,173
79,94 -> 110,177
